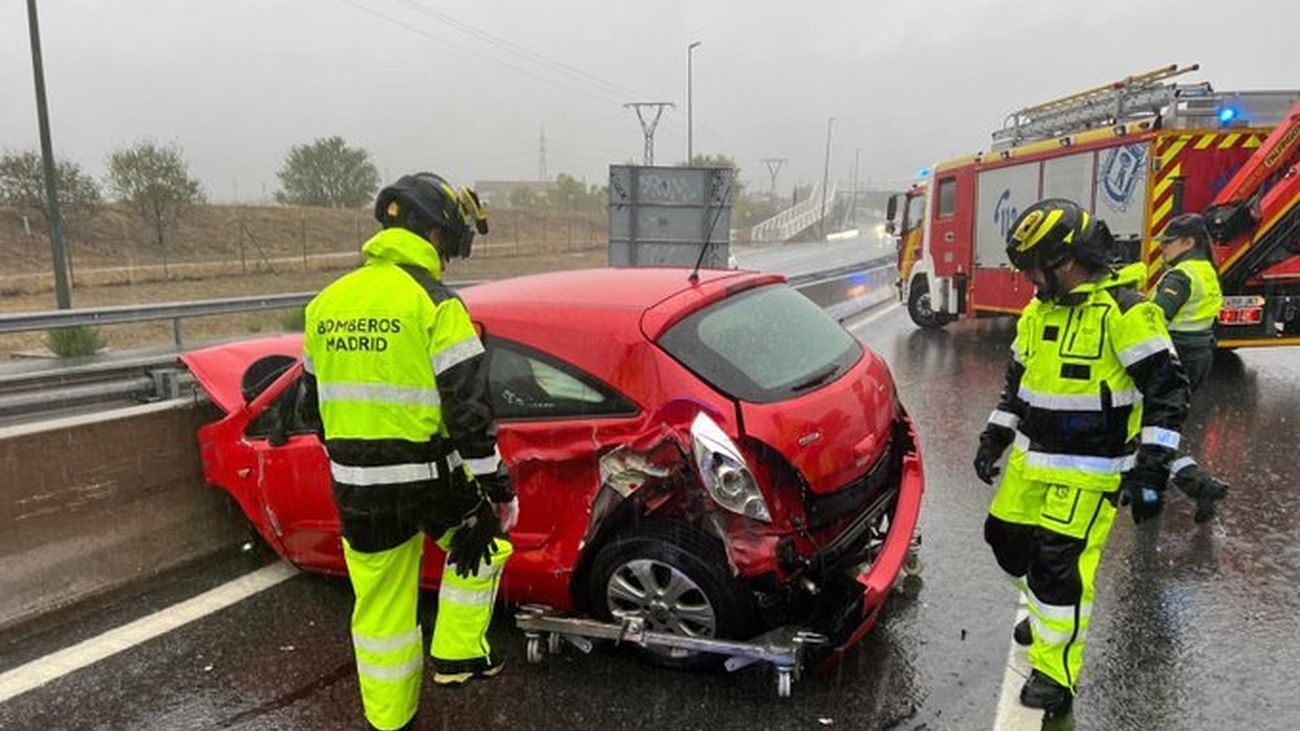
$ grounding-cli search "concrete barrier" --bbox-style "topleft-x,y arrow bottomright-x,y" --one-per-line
0,399 -> 246,632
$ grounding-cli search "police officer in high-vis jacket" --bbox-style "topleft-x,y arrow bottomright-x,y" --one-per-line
302,173 -> 516,731
974,199 -> 1190,718
1152,213 -> 1222,391
1151,213 -> 1230,522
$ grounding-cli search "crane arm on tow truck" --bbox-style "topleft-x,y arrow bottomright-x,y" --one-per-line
1205,100 -> 1300,290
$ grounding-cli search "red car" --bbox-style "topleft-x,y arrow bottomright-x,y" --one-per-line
182,267 -> 923,662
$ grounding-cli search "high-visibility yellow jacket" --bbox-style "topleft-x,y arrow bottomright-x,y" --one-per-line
302,228 -> 503,503
1153,250 -> 1222,349
986,272 -> 1190,491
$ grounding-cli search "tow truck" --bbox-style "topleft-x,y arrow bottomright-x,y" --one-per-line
887,64 -> 1300,348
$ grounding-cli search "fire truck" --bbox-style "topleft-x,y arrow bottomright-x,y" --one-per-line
888,64 -> 1300,349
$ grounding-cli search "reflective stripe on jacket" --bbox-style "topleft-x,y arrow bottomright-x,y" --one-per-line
987,272 -> 1190,491
303,227 -> 496,490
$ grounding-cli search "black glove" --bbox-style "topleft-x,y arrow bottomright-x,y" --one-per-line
974,425 -> 1015,485
475,463 -> 515,503
1119,463 -> 1167,525
1172,463 -> 1230,524
447,499 -> 501,578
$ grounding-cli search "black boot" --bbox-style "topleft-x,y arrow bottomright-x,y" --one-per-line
1020,670 -> 1073,715
1013,617 -> 1032,646
1174,465 -> 1230,523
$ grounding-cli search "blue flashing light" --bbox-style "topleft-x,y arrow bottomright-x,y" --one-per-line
916,167 -> 931,179
1218,106 -> 1239,124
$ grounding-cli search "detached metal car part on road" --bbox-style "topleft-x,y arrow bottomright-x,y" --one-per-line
182,268 -> 924,664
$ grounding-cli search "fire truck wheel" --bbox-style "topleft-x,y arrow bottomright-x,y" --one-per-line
907,280 -> 952,329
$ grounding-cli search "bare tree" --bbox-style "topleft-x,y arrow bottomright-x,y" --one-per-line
106,140 -> 204,276
275,136 -> 379,208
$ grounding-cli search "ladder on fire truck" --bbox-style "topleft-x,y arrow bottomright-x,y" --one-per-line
993,64 -> 1213,147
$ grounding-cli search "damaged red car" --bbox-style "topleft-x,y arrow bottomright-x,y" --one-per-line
183,267 -> 924,662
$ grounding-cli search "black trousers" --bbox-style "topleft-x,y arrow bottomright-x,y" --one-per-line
333,467 -> 480,553
1176,343 -> 1213,395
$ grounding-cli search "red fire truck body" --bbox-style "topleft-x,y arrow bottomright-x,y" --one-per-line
890,66 -> 1300,348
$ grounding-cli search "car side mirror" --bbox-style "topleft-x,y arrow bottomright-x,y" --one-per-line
886,194 -> 899,222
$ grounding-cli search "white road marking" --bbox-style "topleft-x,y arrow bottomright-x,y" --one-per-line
992,599 -> 1042,730
847,302 -> 902,333
0,561 -> 297,704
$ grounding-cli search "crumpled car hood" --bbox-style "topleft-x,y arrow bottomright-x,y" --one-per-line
181,334 -> 304,413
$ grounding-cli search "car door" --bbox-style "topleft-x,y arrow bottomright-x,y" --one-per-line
485,338 -> 642,561
239,363 -> 341,573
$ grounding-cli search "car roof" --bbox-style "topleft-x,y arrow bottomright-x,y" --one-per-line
463,267 -> 753,315
182,268 -> 783,413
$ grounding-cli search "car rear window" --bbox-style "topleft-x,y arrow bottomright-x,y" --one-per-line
659,284 -> 862,403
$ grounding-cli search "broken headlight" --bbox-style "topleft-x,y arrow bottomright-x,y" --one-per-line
690,412 -> 772,522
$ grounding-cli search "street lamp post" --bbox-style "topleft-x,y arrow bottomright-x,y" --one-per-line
687,41 -> 701,164
819,117 -> 836,239
26,0 -> 71,309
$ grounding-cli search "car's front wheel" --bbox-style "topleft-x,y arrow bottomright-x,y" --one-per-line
587,520 -> 758,668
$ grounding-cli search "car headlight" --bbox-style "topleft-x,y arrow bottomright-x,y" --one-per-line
690,412 -> 772,522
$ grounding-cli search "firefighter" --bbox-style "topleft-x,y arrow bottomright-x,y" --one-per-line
973,199 -> 1190,717
302,173 -> 517,731
1151,213 -> 1230,522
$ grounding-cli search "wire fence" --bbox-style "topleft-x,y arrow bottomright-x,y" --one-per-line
0,204 -> 606,296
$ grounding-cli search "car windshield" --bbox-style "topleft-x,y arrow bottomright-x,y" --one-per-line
659,284 -> 862,403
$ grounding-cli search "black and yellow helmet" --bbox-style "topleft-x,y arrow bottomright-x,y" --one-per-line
374,172 -> 489,258
1005,198 -> 1096,272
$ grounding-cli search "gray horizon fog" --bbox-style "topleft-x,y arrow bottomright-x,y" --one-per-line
2,0 -> 1296,203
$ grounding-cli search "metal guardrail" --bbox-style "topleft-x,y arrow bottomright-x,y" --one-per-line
0,281 -> 484,349
785,254 -> 894,287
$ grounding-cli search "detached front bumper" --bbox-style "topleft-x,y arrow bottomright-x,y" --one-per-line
839,446 -> 922,649
807,419 -> 924,661
734,416 -> 924,662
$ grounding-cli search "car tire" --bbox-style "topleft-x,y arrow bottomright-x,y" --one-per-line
587,519 -> 759,669
907,279 -> 953,330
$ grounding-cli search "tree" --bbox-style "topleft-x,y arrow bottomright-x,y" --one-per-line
685,153 -> 746,200
508,186 -> 539,209
275,136 -> 379,208
544,174 -> 588,211
543,174 -> 606,213
0,150 -> 101,225
107,140 -> 204,276
685,152 -> 771,226
1,150 -> 103,291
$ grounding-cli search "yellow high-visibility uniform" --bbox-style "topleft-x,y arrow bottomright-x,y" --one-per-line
303,227 -> 510,731
983,271 -> 1189,692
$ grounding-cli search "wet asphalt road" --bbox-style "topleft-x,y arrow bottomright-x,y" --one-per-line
3,266 -> 1299,730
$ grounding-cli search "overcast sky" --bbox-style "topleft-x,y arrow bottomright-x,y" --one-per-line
1,0 -> 1296,203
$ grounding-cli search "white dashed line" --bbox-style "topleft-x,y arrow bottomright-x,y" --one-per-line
0,561 -> 298,704
991,600 -> 1042,730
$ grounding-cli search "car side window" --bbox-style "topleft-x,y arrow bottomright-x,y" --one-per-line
246,377 -> 318,441
487,339 -> 636,420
